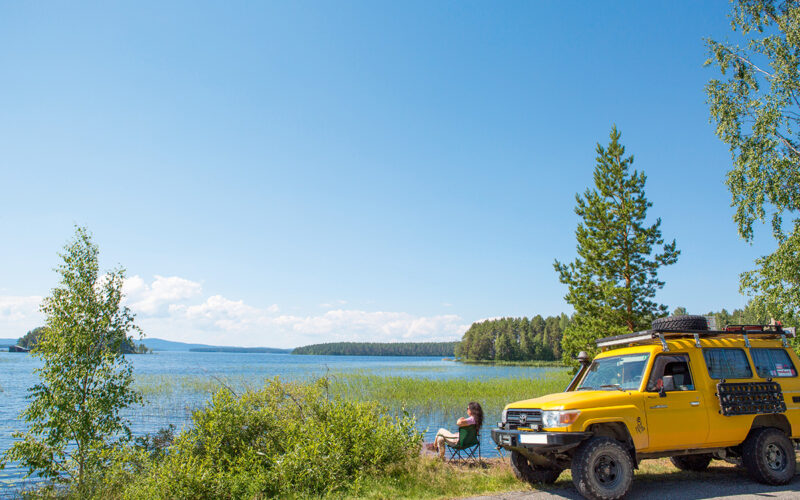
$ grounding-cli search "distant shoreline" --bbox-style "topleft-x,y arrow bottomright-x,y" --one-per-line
188,347 -> 292,354
292,341 -> 458,357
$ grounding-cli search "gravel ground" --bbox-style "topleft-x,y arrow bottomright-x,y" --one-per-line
465,464 -> 800,500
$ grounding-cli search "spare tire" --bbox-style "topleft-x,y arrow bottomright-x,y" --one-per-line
651,315 -> 708,331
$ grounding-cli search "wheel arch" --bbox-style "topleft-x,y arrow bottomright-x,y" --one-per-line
586,421 -> 638,468
750,414 -> 792,437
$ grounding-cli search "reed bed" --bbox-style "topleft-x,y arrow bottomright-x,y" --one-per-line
327,372 -> 572,412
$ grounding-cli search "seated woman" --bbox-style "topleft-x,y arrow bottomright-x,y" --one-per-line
434,401 -> 483,459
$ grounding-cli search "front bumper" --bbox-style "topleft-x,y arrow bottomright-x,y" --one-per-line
491,427 -> 591,452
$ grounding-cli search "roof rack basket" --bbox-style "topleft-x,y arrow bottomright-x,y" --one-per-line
596,325 -> 796,350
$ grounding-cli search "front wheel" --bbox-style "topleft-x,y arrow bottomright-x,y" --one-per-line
571,437 -> 633,500
510,450 -> 562,484
742,427 -> 796,485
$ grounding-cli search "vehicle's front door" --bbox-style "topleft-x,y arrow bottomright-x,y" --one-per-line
644,353 -> 709,451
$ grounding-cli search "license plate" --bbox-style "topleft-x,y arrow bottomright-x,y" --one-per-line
519,433 -> 548,444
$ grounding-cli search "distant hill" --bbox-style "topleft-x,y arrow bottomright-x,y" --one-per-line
292,341 -> 458,357
0,338 -> 18,347
139,338 -> 290,353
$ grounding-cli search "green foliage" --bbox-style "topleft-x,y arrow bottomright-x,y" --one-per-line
0,227 -> 142,495
706,0 -> 800,320
706,300 -> 797,328
17,327 -> 48,349
457,316 -> 567,362
106,378 -> 421,499
554,127 -> 679,367
292,341 -> 458,357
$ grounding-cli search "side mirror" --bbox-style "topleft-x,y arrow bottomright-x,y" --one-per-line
577,351 -> 591,367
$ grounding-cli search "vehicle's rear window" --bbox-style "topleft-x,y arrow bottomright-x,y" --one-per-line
703,348 -> 752,379
751,348 -> 797,378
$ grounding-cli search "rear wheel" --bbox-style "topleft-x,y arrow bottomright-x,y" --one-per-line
571,437 -> 633,500
670,454 -> 712,471
510,450 -> 562,484
742,427 -> 796,485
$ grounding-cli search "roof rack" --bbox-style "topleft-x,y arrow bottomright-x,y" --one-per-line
596,325 -> 796,351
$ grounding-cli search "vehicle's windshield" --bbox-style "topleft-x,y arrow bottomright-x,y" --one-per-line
577,353 -> 650,391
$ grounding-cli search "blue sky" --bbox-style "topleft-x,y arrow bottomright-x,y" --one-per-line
0,1 -> 778,347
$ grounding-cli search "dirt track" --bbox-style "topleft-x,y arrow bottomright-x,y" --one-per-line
465,463 -> 800,500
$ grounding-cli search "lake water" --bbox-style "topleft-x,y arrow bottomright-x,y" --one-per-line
0,351 -> 563,495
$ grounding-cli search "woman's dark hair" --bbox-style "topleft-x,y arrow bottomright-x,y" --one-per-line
468,401 -> 483,430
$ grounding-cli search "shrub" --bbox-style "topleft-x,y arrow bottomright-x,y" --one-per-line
111,378 -> 421,499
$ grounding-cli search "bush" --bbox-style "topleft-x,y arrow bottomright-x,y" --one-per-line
106,378 -> 421,499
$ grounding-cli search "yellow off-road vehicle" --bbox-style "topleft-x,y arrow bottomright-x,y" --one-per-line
492,315 -> 800,500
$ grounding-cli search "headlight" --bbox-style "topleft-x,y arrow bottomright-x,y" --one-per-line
501,408 -> 508,424
541,410 -> 580,428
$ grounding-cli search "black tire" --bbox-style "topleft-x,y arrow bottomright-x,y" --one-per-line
670,454 -> 712,472
742,427 -> 796,485
510,450 -> 562,484
571,437 -> 633,500
651,315 -> 708,331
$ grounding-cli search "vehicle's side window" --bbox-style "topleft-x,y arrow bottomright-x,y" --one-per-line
646,354 -> 695,392
703,348 -> 753,379
751,348 -> 797,378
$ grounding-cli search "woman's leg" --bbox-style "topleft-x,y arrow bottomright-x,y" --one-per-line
435,428 -> 459,458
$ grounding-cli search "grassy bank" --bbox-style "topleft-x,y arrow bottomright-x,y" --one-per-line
458,359 -> 565,367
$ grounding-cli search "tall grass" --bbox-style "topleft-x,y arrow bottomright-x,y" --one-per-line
327,372 -> 571,412
134,370 -> 572,412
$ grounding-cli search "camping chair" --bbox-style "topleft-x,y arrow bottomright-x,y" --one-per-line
446,425 -> 481,463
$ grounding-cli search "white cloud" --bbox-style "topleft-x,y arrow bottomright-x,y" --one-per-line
0,295 -> 43,336
273,310 -> 466,342
2,276 -> 469,348
124,275 -> 202,316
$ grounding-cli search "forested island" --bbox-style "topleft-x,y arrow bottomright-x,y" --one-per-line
457,315 -> 569,361
292,341 -> 458,356
16,326 -> 150,354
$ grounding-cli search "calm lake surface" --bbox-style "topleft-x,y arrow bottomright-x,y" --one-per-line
0,351 -> 564,494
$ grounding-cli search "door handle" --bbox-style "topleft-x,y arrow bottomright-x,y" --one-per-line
649,405 -> 667,409
690,401 -> 700,407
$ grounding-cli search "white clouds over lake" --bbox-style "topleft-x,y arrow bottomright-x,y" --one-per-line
0,276 -> 466,348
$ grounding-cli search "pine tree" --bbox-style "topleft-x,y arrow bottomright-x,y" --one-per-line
554,127 -> 680,366
495,330 -> 515,361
